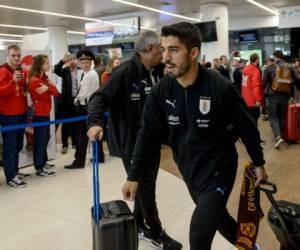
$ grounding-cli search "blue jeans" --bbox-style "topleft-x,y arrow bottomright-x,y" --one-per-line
33,116 -> 50,171
0,113 -> 26,182
267,94 -> 289,138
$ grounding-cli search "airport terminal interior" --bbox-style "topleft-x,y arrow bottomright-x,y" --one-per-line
0,1 -> 300,250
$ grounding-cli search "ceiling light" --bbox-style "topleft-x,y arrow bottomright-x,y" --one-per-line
0,4 -> 147,29
0,24 -> 85,35
67,31 -> 85,35
0,24 -> 46,31
246,0 -> 278,15
112,0 -> 201,22
0,33 -> 24,37
0,38 -> 23,43
0,4 -> 101,23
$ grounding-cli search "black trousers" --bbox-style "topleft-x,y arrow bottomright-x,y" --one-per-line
247,106 -> 261,126
61,103 -> 77,148
122,155 -> 162,237
73,105 -> 104,167
189,175 -> 237,250
73,105 -> 88,167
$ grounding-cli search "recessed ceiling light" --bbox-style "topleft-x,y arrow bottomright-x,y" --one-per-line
0,23 -> 46,31
0,4 -> 152,30
0,33 -> 24,37
0,38 -> 23,43
0,24 -> 86,35
67,31 -> 85,35
112,0 -> 201,22
0,4 -> 102,23
246,0 -> 278,15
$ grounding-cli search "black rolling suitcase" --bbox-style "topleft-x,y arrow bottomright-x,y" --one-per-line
260,181 -> 300,250
91,141 -> 138,250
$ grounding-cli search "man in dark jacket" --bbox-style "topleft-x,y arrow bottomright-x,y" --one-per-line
218,55 -> 231,79
54,54 -> 78,154
87,31 -> 182,249
263,50 -> 299,149
122,22 -> 268,250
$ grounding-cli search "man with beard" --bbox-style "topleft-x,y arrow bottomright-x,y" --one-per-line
122,22 -> 267,250
87,31 -> 182,250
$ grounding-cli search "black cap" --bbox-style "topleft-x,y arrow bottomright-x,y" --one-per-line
239,58 -> 248,63
76,50 -> 95,61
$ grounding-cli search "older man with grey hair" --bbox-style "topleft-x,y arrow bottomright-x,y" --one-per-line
87,31 -> 182,249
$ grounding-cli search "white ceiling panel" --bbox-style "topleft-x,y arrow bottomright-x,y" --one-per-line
0,0 -> 298,39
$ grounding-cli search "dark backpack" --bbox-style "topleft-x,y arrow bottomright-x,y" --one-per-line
271,64 -> 292,93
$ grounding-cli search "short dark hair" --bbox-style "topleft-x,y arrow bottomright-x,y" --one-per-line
161,22 -> 201,51
7,44 -> 21,53
220,55 -> 227,61
273,50 -> 284,60
205,62 -> 212,68
250,53 -> 259,63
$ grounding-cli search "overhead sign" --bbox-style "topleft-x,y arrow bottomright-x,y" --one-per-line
85,17 -> 140,46
279,5 -> 300,29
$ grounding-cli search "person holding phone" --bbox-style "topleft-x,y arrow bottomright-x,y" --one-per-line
28,54 -> 59,177
0,45 -> 29,188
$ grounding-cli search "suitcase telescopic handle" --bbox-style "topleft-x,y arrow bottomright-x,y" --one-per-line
92,140 -> 101,223
260,180 -> 298,249
259,180 -> 277,194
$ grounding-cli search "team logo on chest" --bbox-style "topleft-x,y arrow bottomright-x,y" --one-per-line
199,96 -> 211,115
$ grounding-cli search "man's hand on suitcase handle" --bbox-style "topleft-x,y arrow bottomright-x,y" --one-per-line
122,181 -> 138,202
87,126 -> 103,141
255,166 -> 268,188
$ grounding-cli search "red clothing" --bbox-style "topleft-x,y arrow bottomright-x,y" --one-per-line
0,63 -> 28,115
242,64 -> 263,107
29,74 -> 59,117
101,71 -> 110,85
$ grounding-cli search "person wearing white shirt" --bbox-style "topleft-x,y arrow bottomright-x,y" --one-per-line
65,50 -> 100,169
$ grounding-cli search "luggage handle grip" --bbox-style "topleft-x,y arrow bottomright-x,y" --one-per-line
92,140 -> 101,223
259,180 -> 277,194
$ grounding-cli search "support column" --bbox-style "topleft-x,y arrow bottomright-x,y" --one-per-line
48,25 -> 68,65
199,2 -> 229,63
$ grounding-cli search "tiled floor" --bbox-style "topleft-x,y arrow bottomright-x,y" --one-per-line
0,148 -> 235,250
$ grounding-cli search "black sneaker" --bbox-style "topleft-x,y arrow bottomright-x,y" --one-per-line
151,230 -> 182,250
16,172 -> 31,179
138,225 -> 152,242
36,168 -> 56,177
7,176 -> 27,188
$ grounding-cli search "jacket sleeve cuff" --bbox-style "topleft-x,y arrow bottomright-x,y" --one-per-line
127,173 -> 138,182
252,159 -> 265,168
87,121 -> 105,131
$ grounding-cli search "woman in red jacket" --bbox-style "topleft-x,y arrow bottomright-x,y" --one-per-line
28,54 -> 59,177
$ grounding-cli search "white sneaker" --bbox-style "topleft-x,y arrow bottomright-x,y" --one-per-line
36,168 -> 55,177
7,176 -> 27,188
16,172 -> 31,179
274,137 -> 285,149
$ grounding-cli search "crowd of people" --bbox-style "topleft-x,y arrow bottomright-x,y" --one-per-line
0,21 -> 300,250
0,45 -> 121,187
202,49 -> 300,148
